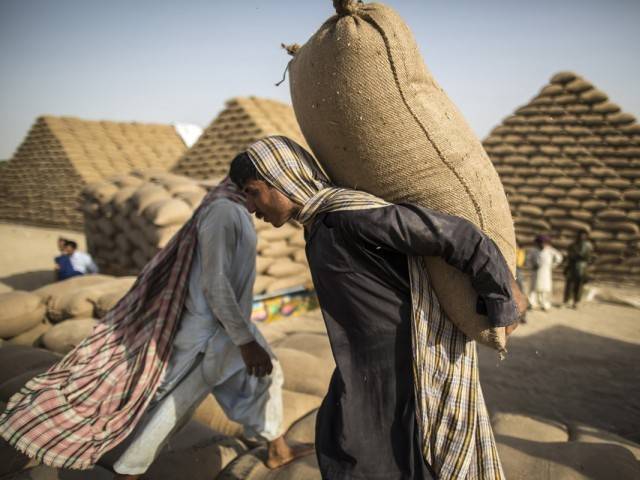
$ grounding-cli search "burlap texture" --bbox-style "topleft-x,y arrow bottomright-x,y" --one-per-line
289,2 -> 515,349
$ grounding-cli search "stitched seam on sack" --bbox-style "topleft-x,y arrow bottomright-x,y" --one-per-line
361,12 -> 485,231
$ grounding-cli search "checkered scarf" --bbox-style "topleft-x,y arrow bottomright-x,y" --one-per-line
0,177 -> 245,470
247,136 -> 504,480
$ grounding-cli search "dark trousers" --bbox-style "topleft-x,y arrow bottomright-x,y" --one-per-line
564,275 -> 586,305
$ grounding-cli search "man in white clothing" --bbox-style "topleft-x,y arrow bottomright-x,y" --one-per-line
528,235 -> 563,311
64,240 -> 99,274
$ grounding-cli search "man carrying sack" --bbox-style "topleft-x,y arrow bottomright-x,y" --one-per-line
0,177 -> 310,477
231,136 -> 526,480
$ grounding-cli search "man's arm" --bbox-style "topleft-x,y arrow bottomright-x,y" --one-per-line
334,204 -> 519,327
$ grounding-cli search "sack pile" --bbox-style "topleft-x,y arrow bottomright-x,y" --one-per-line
1,275 -> 135,351
484,72 -> 640,282
0,116 -> 186,230
171,97 -> 308,180
81,171 -> 208,275
81,173 -> 312,294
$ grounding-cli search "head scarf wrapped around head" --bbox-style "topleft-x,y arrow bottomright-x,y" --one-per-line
246,136 -> 388,225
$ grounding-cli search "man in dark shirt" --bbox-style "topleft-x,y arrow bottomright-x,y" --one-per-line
230,136 -> 524,480
563,230 -> 594,309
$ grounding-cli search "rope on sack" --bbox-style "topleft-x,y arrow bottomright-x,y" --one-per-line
275,44 -> 300,87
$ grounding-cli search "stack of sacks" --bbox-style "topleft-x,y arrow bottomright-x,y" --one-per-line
81,171 -> 208,275
286,0 -> 514,350
252,218 -> 311,295
0,116 -> 187,231
0,275 -> 136,353
484,72 -> 640,282
192,311 -> 333,443
82,172 -> 312,293
172,97 -> 308,180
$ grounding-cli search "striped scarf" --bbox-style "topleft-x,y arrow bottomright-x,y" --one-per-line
247,136 -> 505,480
0,177 -> 245,470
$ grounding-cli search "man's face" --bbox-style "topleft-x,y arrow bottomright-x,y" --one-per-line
63,245 -> 75,255
58,239 -> 66,252
243,179 -> 298,227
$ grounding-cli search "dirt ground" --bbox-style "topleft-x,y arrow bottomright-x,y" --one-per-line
0,222 -> 86,293
1,222 -> 639,446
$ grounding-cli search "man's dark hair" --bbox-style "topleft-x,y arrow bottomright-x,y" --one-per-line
229,151 -> 264,189
64,240 -> 78,250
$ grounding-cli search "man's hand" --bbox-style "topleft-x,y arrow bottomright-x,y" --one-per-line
507,275 -> 528,336
239,341 -> 273,377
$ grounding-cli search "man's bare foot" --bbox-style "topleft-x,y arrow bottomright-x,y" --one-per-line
265,435 -> 314,469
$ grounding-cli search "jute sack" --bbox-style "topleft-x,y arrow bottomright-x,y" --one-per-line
7,320 -> 51,347
288,0 -> 516,350
33,275 -> 113,302
42,318 -> 98,354
0,291 -> 46,338
143,198 -> 193,226
274,347 -> 333,397
193,389 -> 321,441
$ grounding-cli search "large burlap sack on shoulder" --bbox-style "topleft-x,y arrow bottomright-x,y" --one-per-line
0,291 -> 46,338
288,1 -> 516,350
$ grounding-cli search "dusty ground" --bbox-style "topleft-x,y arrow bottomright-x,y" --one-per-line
480,277 -> 640,444
1,222 -> 639,446
0,222 -> 86,293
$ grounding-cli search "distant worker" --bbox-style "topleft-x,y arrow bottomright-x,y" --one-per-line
64,240 -> 99,275
528,235 -> 563,312
563,230 -> 594,309
54,237 -> 80,281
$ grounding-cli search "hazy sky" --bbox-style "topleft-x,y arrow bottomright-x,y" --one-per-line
1,0 -> 638,159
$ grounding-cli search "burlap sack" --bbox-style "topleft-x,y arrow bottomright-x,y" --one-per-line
7,320 -> 51,347
274,333 -> 333,361
0,291 -> 46,338
46,278 -> 132,322
33,275 -> 113,302
288,0 -> 516,350
275,347 -> 332,397
0,345 -> 61,387
143,198 -> 193,226
42,318 -> 97,354
266,275 -> 311,294
256,256 -> 277,274
254,275 -> 275,295
193,389 -> 321,442
267,260 -> 307,278
218,447 -> 320,480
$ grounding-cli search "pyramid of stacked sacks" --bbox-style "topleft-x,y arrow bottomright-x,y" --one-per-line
483,72 -> 640,281
80,172 -> 312,294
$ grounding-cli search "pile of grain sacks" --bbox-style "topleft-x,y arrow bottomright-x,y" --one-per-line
0,116 -> 187,230
0,274 -> 135,353
81,173 -> 311,294
484,72 -> 640,282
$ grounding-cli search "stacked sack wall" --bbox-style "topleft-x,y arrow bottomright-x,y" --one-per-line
81,174 -> 312,294
484,72 -> 640,282
0,116 -> 186,230
172,97 -> 308,179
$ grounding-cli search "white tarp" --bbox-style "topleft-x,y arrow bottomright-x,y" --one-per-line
173,123 -> 203,148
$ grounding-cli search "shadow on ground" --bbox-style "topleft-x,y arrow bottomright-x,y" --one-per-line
479,325 -> 640,443
0,270 -> 54,291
